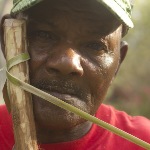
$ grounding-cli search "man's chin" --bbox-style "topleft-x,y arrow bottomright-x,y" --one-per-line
32,96 -> 90,130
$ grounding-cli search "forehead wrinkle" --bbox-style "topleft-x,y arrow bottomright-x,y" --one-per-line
28,16 -> 115,38
50,10 -> 121,38
28,18 -> 56,29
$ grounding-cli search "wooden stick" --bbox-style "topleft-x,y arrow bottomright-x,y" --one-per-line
3,19 -> 38,150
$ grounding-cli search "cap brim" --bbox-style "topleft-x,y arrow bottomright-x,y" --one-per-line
97,0 -> 134,28
11,0 -> 133,28
11,0 -> 42,15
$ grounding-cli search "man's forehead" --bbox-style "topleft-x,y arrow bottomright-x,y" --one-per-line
27,5 -> 122,38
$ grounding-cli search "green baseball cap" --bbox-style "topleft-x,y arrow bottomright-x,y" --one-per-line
11,0 -> 134,28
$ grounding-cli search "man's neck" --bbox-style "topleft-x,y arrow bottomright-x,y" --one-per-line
36,121 -> 92,143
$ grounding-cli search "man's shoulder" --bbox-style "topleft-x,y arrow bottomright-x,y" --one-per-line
0,104 -> 11,122
0,104 -> 13,132
97,104 -> 150,143
0,104 -> 14,150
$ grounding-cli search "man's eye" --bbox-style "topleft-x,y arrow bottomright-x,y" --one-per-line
86,42 -> 107,51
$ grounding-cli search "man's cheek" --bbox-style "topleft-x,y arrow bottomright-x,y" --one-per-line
100,53 -> 119,79
28,52 -> 47,74
89,55 -> 118,102
101,54 -> 114,68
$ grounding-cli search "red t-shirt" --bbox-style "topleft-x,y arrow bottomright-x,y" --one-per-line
0,104 -> 150,150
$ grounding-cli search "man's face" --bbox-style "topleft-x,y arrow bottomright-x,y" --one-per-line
27,0 -> 122,131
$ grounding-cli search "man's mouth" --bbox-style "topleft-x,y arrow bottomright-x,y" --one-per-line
31,79 -> 90,103
41,89 -> 80,102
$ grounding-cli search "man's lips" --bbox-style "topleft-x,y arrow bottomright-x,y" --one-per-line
41,89 -> 80,102
31,79 -> 90,102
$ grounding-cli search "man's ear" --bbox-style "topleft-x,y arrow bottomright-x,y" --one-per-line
111,41 -> 128,84
110,41 -> 128,85
120,41 -> 128,64
115,41 -> 128,76
0,14 -> 12,57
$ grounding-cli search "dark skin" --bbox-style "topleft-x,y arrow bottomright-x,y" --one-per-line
0,0 -> 128,144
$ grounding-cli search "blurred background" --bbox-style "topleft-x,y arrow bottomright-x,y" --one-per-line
106,0 -> 150,118
0,0 -> 150,118
0,0 -> 11,105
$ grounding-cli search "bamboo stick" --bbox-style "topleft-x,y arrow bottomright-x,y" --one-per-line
3,19 -> 38,150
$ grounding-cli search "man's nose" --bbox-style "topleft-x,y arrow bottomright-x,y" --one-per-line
45,46 -> 84,76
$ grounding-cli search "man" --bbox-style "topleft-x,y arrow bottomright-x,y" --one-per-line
0,0 -> 150,149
